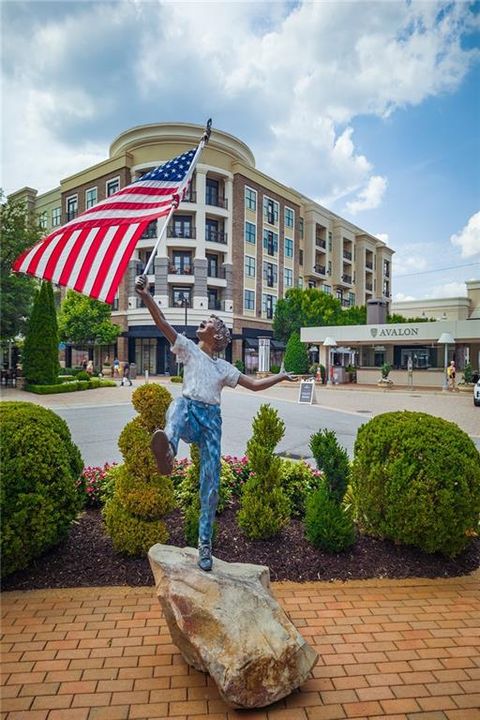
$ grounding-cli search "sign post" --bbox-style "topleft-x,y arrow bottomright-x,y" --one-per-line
298,378 -> 316,405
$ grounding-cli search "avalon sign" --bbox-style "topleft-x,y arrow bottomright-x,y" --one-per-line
370,327 -> 419,338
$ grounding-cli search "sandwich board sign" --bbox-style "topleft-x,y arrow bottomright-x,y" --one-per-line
298,378 -> 316,404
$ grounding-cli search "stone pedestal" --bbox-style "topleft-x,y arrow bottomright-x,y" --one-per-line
148,545 -> 318,709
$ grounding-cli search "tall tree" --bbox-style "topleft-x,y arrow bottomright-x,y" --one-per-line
0,193 -> 41,342
283,332 -> 309,374
273,288 -> 343,342
23,281 -> 60,385
58,290 -> 121,347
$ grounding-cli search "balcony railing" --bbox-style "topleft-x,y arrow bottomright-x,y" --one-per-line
207,267 -> 226,279
366,282 -> 373,291
366,260 -> 373,269
314,264 -> 326,275
342,299 -> 351,307
343,250 -> 352,260
206,229 -> 227,244
167,226 -> 196,239
140,223 -> 157,240
171,297 -> 192,308
265,276 -> 276,288
315,238 -> 326,249
65,211 -> 78,222
168,264 -> 193,276
136,261 -> 155,275
208,299 -> 223,311
342,274 -> 352,284
206,194 -> 228,209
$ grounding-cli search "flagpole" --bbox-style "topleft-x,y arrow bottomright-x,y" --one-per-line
141,119 -> 212,277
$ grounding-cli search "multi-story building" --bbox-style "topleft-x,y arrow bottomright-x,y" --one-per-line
9,122 -> 394,374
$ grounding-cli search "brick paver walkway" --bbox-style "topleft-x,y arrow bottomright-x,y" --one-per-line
2,573 -> 479,720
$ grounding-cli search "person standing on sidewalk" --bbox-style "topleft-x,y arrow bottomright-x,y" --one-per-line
135,274 -> 295,571
121,362 -> 133,387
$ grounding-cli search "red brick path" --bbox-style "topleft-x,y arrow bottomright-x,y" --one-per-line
1,572 -> 479,719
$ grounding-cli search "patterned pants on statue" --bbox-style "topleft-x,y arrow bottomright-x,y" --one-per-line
165,396 -> 222,545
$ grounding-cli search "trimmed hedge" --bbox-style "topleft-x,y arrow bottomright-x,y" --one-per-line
0,402 -> 84,577
25,379 -> 116,394
351,411 -> 480,557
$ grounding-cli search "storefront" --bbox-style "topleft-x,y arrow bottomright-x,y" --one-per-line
301,319 -> 480,387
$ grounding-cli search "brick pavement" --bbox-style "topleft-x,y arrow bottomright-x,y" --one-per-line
2,572 -> 479,720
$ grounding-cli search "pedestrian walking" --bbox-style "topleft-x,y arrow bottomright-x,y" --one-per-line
121,362 -> 133,387
447,360 -> 457,391
135,274 -> 295,571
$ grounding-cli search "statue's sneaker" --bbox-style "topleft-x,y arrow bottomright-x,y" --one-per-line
198,543 -> 213,571
150,430 -> 174,476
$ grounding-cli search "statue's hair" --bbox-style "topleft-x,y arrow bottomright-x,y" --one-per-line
210,314 -> 231,352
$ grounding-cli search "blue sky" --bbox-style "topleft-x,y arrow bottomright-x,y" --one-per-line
1,0 -> 479,301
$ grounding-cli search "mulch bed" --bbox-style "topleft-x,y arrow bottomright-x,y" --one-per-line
2,500 -> 479,591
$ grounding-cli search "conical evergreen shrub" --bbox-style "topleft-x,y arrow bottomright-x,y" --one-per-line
283,332 -> 309,374
23,281 -> 59,385
103,384 -> 176,555
237,404 -> 290,539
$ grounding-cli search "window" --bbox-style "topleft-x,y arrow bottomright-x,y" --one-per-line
328,231 -> 332,251
299,248 -> 303,265
383,259 -> 390,278
207,254 -> 219,277
206,218 -> 225,243
262,293 -> 276,320
263,197 -> 279,225
172,287 -> 192,307
245,256 -> 256,278
285,207 -> 294,228
308,280 -> 317,289
51,207 -> 61,227
85,187 -> 97,209
284,237 -> 293,258
206,178 -> 219,206
383,280 -> 390,296
284,268 -> 293,288
245,221 -> 256,244
66,195 -> 78,221
348,292 -> 356,306
297,276 -> 304,288
263,261 -> 278,287
245,187 -> 257,211
106,178 -> 120,196
323,285 -> 332,294
112,294 -> 119,311
172,215 -> 193,238
171,251 -> 192,274
263,230 -> 278,256
208,289 -> 220,311
244,289 -> 255,311
328,260 -> 332,275
299,217 -> 304,238
38,211 -> 47,230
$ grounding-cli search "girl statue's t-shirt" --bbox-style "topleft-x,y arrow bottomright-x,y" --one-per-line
171,334 -> 240,405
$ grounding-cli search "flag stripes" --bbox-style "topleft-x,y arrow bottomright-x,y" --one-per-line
12,147 -> 197,304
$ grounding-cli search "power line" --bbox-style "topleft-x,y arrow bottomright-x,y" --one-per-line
398,262 -> 479,278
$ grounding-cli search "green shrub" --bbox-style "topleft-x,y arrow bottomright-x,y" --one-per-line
237,404 -> 290,539
0,402 -> 83,577
305,481 -> 355,552
76,370 -> 90,381
280,459 -> 324,518
283,332 -> 309,374
351,411 -> 480,557
310,429 -> 350,504
234,359 -> 245,373
25,379 -> 116,394
175,445 -> 234,514
131,383 -> 172,433
103,383 -> 175,555
22,281 -> 60,385
170,375 -> 183,383
270,364 -> 280,374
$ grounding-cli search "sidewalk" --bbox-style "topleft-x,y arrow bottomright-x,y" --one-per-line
2,571 -> 479,719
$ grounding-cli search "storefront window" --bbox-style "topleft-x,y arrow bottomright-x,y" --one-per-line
135,338 -> 157,375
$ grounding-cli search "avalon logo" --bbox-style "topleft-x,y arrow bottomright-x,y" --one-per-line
370,328 -> 378,338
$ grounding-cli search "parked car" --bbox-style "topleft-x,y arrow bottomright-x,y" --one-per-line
474,378 -> 480,407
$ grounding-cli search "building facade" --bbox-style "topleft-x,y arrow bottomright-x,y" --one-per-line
9,122 -> 394,374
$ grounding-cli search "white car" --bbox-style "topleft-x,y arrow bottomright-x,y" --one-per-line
474,379 -> 480,407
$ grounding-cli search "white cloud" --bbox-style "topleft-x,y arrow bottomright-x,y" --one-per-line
375,233 -> 389,243
426,281 -> 468,298
392,249 -> 429,277
394,292 -> 416,301
345,175 -> 387,214
1,0 -> 478,206
450,211 -> 480,258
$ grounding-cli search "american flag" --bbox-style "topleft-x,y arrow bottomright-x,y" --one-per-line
13,149 -> 197,304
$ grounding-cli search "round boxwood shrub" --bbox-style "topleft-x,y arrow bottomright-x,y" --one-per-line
351,411 -> 480,558
0,401 -> 84,577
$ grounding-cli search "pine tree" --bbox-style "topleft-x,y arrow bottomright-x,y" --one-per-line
283,332 -> 309,374
23,281 -> 60,385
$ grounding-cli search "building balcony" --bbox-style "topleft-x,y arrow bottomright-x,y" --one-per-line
315,238 -> 326,249
365,260 -> 373,270
366,282 -> 373,292
207,266 -> 226,279
343,250 -> 352,261
206,194 -> 228,209
140,223 -> 157,240
136,261 -> 156,276
167,226 -> 196,239
341,274 -> 352,284
341,298 -> 351,307
208,299 -> 224,311
206,230 -> 227,245
168,264 -> 194,276
314,264 -> 326,275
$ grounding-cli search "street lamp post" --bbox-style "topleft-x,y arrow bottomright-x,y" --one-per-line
323,336 -> 337,386
437,331 -> 455,391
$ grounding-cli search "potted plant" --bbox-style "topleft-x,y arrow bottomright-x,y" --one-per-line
377,362 -> 393,388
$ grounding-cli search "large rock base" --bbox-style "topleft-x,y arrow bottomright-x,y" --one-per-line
148,544 -> 318,708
